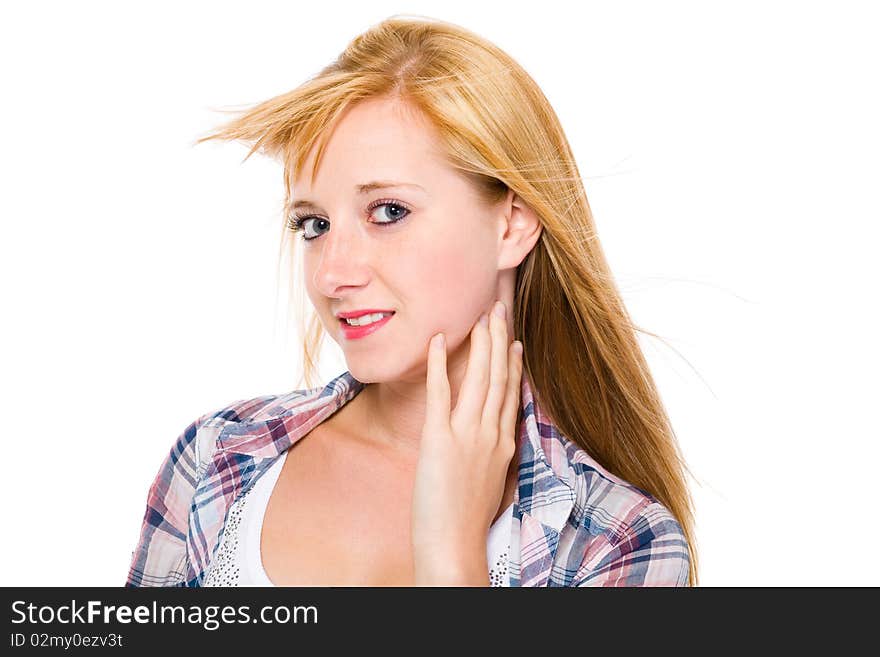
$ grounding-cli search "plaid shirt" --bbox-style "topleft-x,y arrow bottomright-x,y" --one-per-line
126,369 -> 691,587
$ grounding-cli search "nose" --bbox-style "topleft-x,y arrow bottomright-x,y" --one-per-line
311,219 -> 371,297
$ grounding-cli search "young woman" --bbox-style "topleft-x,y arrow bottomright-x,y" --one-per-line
126,15 -> 698,587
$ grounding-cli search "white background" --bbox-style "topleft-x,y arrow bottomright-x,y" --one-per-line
2,0 -> 877,586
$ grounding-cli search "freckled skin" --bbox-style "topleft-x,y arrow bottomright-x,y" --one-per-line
295,94 -> 536,457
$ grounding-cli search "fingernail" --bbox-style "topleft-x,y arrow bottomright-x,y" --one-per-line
434,333 -> 445,348
513,341 -> 523,355
493,301 -> 506,319
479,313 -> 489,327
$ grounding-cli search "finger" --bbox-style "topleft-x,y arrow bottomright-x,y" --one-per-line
451,312 -> 491,429
424,332 -> 451,431
498,340 -> 524,453
480,300 -> 509,433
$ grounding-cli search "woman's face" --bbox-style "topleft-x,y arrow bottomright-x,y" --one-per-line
292,96 -> 507,384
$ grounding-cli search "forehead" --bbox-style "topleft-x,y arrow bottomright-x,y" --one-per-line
292,97 -> 451,198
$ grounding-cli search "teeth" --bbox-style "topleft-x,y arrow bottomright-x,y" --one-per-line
343,312 -> 392,327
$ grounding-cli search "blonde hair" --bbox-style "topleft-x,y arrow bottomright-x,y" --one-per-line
194,14 -> 699,585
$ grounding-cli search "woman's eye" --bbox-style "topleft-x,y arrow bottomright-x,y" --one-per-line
370,202 -> 410,224
290,201 -> 411,242
292,216 -> 329,241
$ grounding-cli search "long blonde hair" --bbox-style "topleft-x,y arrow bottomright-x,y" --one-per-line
194,14 -> 699,585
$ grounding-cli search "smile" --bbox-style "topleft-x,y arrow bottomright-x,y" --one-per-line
338,312 -> 395,340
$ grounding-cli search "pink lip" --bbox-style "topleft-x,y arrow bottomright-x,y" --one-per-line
336,308 -> 395,319
338,312 -> 395,340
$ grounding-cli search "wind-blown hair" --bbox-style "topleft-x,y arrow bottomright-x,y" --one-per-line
194,14 -> 699,585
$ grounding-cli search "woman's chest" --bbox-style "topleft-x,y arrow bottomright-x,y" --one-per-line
259,426 -> 420,586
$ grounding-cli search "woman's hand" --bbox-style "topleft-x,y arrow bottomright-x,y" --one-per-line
410,299 -> 524,585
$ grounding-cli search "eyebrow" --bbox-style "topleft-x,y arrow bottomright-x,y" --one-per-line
287,181 -> 427,212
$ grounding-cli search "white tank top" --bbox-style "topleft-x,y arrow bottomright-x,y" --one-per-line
203,450 -> 514,586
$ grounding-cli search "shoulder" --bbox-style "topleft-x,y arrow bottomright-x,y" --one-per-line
139,384 -> 325,516
562,437 -> 668,535
207,370 -> 365,428
127,375 -> 356,587
205,386 -> 323,425
552,433 -> 691,586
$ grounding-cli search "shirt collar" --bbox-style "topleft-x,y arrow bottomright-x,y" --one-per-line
214,369 -> 576,532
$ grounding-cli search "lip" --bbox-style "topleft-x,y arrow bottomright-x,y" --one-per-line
338,312 -> 395,340
335,308 -> 396,319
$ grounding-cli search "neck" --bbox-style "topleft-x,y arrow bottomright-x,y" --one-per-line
344,278 -> 517,461
352,352 -> 469,460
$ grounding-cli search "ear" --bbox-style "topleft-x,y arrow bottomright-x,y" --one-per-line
497,188 -> 543,270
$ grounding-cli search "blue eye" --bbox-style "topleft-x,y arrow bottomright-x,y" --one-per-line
287,199 -> 412,242
369,201 -> 410,224
288,215 -> 329,241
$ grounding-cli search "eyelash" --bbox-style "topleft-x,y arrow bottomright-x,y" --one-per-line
286,198 -> 412,242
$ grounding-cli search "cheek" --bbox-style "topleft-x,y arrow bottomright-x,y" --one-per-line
408,238 -> 497,333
